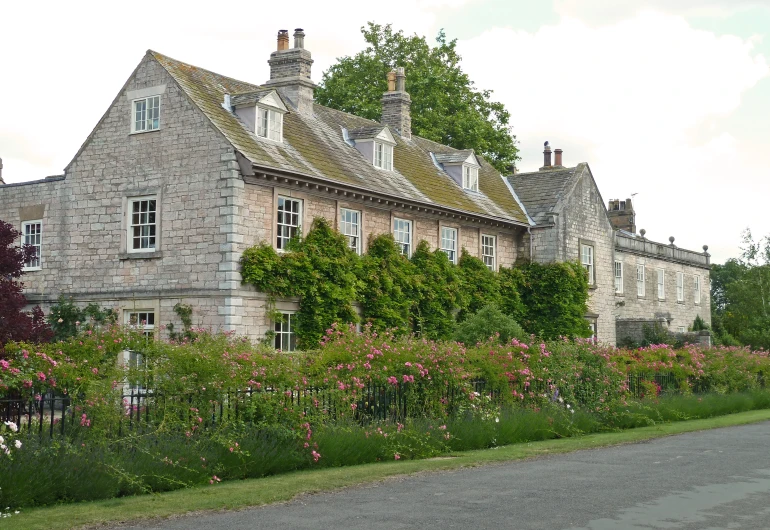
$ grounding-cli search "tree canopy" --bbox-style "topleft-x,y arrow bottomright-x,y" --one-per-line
315,23 -> 518,174
710,229 -> 770,349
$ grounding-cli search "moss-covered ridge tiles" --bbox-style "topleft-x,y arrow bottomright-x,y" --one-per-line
151,51 -> 530,226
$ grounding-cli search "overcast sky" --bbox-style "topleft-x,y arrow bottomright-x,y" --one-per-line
1,0 -> 768,263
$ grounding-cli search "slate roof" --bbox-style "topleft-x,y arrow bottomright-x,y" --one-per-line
230,90 -> 276,107
507,164 -> 586,225
150,51 -> 530,226
434,151 -> 476,165
346,126 -> 386,140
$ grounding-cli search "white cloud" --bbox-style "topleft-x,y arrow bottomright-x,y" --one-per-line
554,0 -> 768,25
457,11 -> 769,261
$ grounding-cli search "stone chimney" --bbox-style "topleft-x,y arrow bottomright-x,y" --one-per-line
607,198 -> 636,233
0,157 -> 4,185
381,67 -> 411,139
266,28 -> 316,113
539,141 -> 552,170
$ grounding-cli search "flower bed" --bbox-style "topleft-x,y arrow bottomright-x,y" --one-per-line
1,324 -> 769,509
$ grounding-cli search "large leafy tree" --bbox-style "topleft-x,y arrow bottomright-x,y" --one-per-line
0,220 -> 52,350
316,23 -> 518,173
712,229 -> 770,348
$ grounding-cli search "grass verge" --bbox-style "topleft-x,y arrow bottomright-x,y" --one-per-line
13,408 -> 770,530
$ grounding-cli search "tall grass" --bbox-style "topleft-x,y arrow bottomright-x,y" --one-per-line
4,391 -> 770,509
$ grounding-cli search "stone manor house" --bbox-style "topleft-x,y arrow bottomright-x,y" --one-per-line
0,29 -> 711,347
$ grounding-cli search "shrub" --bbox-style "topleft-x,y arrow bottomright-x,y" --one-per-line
453,305 -> 526,345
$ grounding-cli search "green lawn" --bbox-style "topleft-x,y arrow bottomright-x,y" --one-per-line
11,409 -> 770,530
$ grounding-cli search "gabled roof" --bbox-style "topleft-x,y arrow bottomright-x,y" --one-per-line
434,151 -> 478,166
149,51 -> 530,226
230,89 -> 286,111
346,126 -> 386,140
507,164 -> 586,225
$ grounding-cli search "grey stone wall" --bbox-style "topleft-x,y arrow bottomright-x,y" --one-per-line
614,249 -> 711,337
0,54 -> 242,336
528,170 -> 616,344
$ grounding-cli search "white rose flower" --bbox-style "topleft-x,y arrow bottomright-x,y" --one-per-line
14,440 -> 21,449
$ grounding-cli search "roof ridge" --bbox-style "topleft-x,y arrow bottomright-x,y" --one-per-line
148,50 -> 262,92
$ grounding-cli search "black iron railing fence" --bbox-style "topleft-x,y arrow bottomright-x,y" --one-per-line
0,372 -> 757,438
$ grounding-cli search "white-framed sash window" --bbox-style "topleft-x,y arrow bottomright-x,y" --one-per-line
340,208 -> 361,254
694,275 -> 701,304
257,106 -> 283,142
462,165 -> 479,192
677,272 -> 684,302
132,96 -> 160,133
657,269 -> 665,300
441,227 -> 458,264
637,264 -> 645,297
481,234 -> 496,271
125,310 -> 156,338
393,218 -> 412,257
274,312 -> 296,351
614,260 -> 623,294
276,197 -> 302,251
22,220 -> 42,271
581,244 -> 594,285
128,197 -> 157,253
374,142 -> 394,171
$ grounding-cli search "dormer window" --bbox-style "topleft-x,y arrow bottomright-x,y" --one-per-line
257,106 -> 283,142
347,126 -> 397,171
433,150 -> 481,192
230,90 -> 287,143
374,142 -> 393,171
462,165 -> 479,192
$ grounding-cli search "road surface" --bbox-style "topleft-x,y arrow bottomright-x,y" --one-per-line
121,421 -> 770,529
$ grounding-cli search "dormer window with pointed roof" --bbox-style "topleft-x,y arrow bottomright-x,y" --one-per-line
229,90 -> 287,143
433,151 -> 481,192
346,126 -> 396,171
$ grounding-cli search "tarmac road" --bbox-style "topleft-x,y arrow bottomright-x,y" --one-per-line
122,421 -> 770,529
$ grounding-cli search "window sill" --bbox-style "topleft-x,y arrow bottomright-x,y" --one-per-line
23,267 -> 42,272
129,129 -> 161,136
119,251 -> 163,260
615,292 -> 624,297
588,285 -> 597,291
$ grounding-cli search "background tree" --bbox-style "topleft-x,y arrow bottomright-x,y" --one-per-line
0,220 -> 52,350
316,23 -> 518,173
711,229 -> 770,349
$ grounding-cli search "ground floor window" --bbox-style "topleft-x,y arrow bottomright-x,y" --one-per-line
274,312 -> 296,351
587,319 -> 597,342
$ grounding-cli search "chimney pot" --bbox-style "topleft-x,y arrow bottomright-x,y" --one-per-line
386,70 -> 396,92
277,29 -> 289,51
293,28 -> 305,49
554,148 -> 563,167
540,141 -> 552,169
395,67 -> 406,92
0,157 -> 4,185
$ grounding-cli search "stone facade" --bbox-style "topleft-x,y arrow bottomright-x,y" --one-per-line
523,164 -> 616,344
614,233 -> 711,344
0,48 -> 526,346
510,160 -> 711,346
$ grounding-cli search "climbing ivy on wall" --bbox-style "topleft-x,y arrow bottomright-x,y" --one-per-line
240,217 -> 591,348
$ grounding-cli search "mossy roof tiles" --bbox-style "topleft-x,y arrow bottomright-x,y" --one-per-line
151,51 -> 530,226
